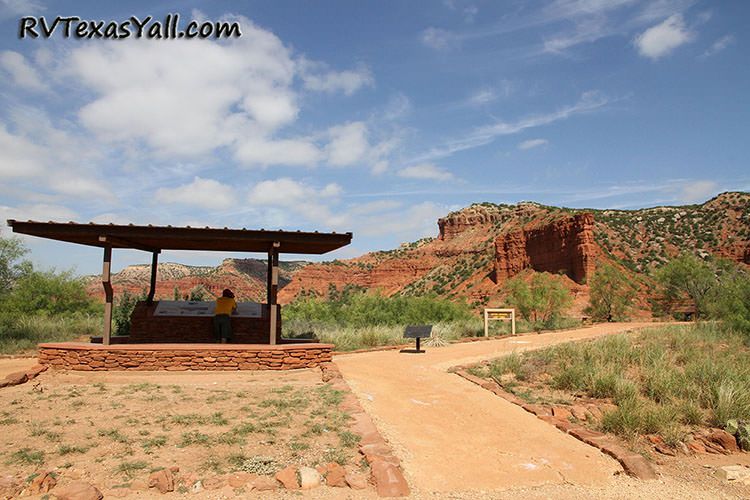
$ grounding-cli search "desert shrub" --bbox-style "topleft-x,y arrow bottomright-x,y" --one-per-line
113,290 -> 147,336
503,272 -> 573,330
585,263 -> 637,321
708,269 -> 750,335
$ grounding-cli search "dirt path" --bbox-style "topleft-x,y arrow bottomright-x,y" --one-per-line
0,357 -> 36,378
334,322 -> 677,496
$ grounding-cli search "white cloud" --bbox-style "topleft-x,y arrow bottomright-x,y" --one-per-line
299,59 -> 374,95
234,137 -> 321,167
420,27 -> 456,50
398,163 -> 454,181
0,51 -> 48,92
155,177 -> 237,210
0,0 -> 44,20
518,138 -> 549,150
326,122 -> 369,167
247,178 -> 341,207
701,34 -> 734,58
0,122 -> 47,178
679,180 -> 718,203
358,201 -> 446,238
468,88 -> 497,106
634,14 -> 693,60
0,203 -> 78,223
411,91 -> 608,163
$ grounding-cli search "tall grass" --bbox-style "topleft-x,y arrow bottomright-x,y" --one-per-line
0,314 -> 100,354
482,323 -> 750,441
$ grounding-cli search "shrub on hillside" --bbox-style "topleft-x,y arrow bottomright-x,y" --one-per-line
503,272 -> 573,330
585,263 -> 637,322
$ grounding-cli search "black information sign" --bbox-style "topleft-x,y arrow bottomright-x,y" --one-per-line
404,325 -> 432,339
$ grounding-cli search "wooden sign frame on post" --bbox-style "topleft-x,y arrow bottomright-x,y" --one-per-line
483,308 -> 516,337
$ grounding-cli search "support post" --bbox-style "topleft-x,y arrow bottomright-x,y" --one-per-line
146,250 -> 159,305
102,245 -> 113,346
268,242 -> 280,345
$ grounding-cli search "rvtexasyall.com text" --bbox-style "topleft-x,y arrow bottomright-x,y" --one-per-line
18,14 -> 241,40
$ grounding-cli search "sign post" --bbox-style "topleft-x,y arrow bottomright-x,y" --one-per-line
483,308 -> 516,337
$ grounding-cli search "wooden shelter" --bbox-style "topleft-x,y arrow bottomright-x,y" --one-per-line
7,220 -> 352,346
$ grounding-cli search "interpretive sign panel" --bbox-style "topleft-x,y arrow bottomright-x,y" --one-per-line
154,300 -> 262,318
483,308 -> 516,336
404,325 -> 432,339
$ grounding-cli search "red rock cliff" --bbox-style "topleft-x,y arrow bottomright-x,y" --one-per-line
494,213 -> 598,284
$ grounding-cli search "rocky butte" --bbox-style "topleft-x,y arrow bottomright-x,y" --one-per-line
89,192 -> 750,316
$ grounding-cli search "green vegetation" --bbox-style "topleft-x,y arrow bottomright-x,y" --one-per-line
654,254 -> 750,331
478,323 -> 750,443
283,285 -> 483,350
503,272 -> 573,331
0,234 -> 100,353
585,263 -> 637,321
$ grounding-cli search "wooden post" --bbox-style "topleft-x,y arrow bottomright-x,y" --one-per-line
146,251 -> 159,305
102,245 -> 113,346
484,309 -> 489,337
268,242 -> 280,345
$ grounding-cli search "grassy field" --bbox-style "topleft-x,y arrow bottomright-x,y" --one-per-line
0,315 -> 100,355
0,369 -> 366,493
470,323 -> 750,445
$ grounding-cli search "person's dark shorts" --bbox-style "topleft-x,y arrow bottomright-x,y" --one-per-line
213,314 -> 232,342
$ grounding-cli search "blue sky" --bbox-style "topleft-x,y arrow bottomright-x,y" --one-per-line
0,0 -> 748,274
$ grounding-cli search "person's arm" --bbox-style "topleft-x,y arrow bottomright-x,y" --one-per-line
231,298 -> 238,314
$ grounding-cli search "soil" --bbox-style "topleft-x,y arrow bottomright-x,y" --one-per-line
0,367 -> 375,498
335,322 -> 750,499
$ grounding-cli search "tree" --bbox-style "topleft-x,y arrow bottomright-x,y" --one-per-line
586,263 -> 637,321
4,269 -> 97,317
654,254 -> 718,319
0,234 -> 31,296
504,272 -> 573,329
708,268 -> 750,335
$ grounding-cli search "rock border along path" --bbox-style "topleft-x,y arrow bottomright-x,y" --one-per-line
333,322 -> 661,494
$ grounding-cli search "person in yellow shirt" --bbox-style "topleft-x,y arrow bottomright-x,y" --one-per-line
213,289 -> 237,343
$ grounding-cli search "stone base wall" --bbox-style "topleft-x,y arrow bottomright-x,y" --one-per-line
38,343 -> 333,371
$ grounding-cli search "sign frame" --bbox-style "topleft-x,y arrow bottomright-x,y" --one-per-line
483,308 -> 516,337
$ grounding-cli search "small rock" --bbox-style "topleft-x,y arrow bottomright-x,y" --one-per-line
4,371 -> 27,386
371,459 -> 410,496
29,471 -> 57,494
53,481 -> 103,500
687,439 -> 706,453
168,465 -> 180,473
190,481 -> 203,494
717,465 -> 750,482
298,467 -> 321,490
201,476 -> 225,490
129,479 -> 148,491
552,406 -> 572,420
275,466 -> 299,490
345,472 -> 368,490
324,463 -> 347,487
226,472 -> 255,488
654,444 -> 676,456
646,435 -> 664,445
148,469 -> 174,493
65,470 -> 82,480
251,476 -> 277,491
706,429 -> 739,453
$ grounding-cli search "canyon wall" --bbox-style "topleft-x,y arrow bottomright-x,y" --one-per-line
494,213 -> 598,284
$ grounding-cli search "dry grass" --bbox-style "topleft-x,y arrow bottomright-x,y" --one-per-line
0,368 -> 365,490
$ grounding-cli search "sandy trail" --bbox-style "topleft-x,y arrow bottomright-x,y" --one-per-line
334,322 -> 659,494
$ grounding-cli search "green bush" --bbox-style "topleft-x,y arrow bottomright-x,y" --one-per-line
585,263 -> 636,321
503,272 -> 573,330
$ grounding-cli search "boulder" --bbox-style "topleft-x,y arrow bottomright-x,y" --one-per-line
148,469 -> 174,493
570,405 -> 588,421
298,467 -> 321,490
189,481 -> 203,494
275,466 -> 299,490
52,481 -> 103,500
